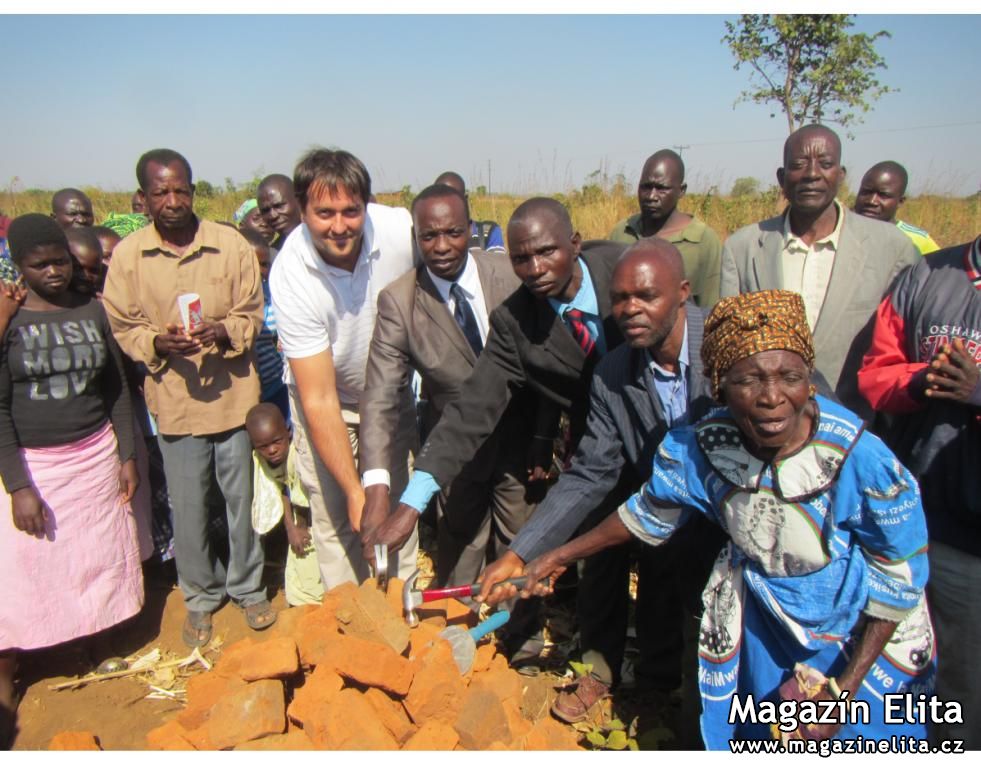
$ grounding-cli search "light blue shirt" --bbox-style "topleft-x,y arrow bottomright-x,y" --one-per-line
547,257 -> 606,356
646,321 -> 690,428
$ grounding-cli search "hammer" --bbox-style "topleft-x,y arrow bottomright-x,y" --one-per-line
401,568 -> 540,627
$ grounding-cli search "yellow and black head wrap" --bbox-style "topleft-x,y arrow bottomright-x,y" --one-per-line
701,289 -> 815,399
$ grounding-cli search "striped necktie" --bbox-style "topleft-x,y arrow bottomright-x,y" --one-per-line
563,307 -> 596,359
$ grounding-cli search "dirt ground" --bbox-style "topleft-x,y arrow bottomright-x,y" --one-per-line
9,531 -> 683,751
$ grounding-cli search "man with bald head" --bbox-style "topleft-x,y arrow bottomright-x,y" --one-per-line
720,124 -> 918,417
853,161 -> 940,255
434,171 -> 505,253
50,188 -> 94,229
365,198 -> 625,577
610,150 -> 722,307
476,240 -> 723,731
257,174 -> 302,250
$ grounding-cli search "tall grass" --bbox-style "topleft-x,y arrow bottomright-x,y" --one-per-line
3,184 -> 977,248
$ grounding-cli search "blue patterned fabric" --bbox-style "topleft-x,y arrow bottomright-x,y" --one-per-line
620,395 -> 936,747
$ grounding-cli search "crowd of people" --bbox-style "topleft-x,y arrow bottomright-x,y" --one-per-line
0,123 -> 976,751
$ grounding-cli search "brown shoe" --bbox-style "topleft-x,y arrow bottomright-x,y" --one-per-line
551,674 -> 611,723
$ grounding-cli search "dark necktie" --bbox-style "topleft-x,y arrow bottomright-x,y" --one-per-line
450,282 -> 483,356
563,307 -> 596,359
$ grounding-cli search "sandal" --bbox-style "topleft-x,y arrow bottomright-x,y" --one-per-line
551,674 -> 611,723
182,610 -> 213,648
243,600 -> 277,632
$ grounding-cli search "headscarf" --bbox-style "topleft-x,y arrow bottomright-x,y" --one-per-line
234,198 -> 258,225
701,289 -> 815,399
101,213 -> 150,238
6,213 -> 69,263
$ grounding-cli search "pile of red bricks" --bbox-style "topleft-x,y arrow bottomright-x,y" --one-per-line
136,578 -> 583,750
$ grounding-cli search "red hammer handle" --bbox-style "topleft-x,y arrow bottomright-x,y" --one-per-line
420,584 -> 476,601
419,577 -> 534,603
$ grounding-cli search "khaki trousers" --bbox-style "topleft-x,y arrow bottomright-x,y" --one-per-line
290,388 -> 419,590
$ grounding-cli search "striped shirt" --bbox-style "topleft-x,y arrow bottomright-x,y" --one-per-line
256,279 -> 285,399
897,220 -> 940,256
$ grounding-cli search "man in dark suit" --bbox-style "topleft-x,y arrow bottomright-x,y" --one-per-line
359,184 -> 539,602
477,240 -> 725,733
362,197 -> 624,571
720,124 -> 918,418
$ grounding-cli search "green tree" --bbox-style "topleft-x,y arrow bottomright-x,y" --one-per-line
722,15 -> 893,136
196,179 -> 217,198
730,177 -> 761,197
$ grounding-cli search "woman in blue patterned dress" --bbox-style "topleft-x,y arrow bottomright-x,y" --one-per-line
508,290 -> 936,748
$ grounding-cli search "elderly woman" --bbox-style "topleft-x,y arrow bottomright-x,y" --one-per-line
503,290 -> 935,747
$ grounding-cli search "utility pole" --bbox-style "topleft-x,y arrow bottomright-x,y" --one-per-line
487,159 -> 492,196
673,144 -> 690,158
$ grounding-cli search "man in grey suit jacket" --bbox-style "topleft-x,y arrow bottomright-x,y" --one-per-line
363,198 -> 625,568
719,124 -> 918,418
359,184 -> 539,597
478,240 -> 725,731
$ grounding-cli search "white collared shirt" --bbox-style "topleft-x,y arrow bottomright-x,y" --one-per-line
269,203 -> 415,406
781,200 -> 845,330
426,253 -> 490,345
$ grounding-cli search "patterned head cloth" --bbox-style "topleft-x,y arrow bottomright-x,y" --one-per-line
701,289 -> 815,399
234,198 -> 258,225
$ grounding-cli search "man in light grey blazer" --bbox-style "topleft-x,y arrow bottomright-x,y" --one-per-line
359,184 -> 542,649
478,240 -> 725,735
719,124 -> 918,418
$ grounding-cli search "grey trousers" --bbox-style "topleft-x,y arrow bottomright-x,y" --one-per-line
158,428 -> 265,613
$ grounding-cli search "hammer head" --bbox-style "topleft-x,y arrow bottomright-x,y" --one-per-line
373,544 -> 389,592
402,568 -> 420,628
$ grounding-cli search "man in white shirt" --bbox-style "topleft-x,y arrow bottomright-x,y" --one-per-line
719,124 -> 918,417
269,148 -> 419,588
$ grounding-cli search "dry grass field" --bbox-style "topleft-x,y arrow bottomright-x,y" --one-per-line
3,184 -> 978,248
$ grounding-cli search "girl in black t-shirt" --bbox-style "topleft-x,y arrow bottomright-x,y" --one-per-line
0,215 -> 143,748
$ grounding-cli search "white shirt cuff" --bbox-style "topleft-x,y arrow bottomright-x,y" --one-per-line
362,469 -> 391,488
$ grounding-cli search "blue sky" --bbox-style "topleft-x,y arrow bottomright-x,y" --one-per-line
2,13 -> 980,196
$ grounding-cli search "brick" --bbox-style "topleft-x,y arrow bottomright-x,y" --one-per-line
471,639 -> 497,673
454,682 -> 512,751
407,620 -> 443,659
177,671 -> 247,730
213,637 -> 256,680
385,576 -> 406,617
503,699 -> 533,746
294,607 -> 341,668
239,636 -> 299,681
402,720 -> 460,750
234,731 -> 315,750
146,720 -> 195,751
364,686 -> 415,745
287,665 -> 345,727
470,662 -> 522,704
334,581 -> 410,654
305,688 -> 399,750
520,717 -> 583,750
332,634 -> 414,696
48,731 -> 101,750
182,725 -> 217,751
270,604 -> 316,639
404,638 -> 467,726
415,598 -> 476,629
207,679 -> 286,750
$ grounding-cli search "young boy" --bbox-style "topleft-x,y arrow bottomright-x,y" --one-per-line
246,403 -> 323,606
65,226 -> 106,296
